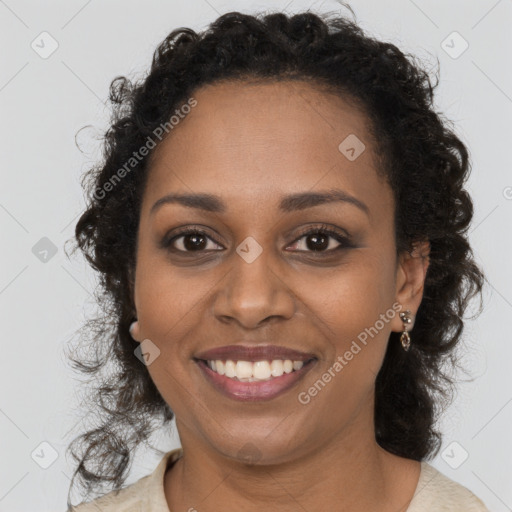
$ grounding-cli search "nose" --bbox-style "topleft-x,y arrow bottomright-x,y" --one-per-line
212,247 -> 296,329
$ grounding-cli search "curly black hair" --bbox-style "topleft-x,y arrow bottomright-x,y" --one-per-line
64,6 -> 485,508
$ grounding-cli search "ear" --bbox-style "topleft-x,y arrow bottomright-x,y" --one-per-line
391,240 -> 430,332
129,320 -> 141,342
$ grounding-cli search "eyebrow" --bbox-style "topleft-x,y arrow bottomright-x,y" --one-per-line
150,189 -> 370,217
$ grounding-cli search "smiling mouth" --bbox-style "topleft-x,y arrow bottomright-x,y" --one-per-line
194,357 -> 317,401
197,357 -> 316,382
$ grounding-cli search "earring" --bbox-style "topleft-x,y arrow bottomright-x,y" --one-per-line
399,310 -> 413,351
129,320 -> 138,340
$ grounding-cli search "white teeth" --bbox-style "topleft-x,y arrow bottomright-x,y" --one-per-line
253,361 -> 271,380
224,360 -> 236,378
206,359 -> 307,380
235,361 -> 253,379
270,359 -> 284,376
293,361 -> 303,371
216,360 -> 225,375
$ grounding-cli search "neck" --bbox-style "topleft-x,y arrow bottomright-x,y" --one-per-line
164,413 -> 421,512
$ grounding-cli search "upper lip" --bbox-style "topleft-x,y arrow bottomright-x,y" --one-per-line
195,344 -> 317,362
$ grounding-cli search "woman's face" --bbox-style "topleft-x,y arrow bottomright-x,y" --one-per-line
133,80 -> 427,464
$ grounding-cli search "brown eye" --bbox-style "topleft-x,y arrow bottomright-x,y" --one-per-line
164,228 -> 223,252
161,224 -> 353,256
287,225 -> 353,253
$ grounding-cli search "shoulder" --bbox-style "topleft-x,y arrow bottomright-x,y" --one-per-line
69,475 -> 149,512
68,448 -> 183,512
407,461 -> 490,512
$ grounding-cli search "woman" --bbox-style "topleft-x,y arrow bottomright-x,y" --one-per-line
66,7 -> 489,511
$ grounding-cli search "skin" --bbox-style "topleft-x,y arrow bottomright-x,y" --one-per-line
130,80 -> 430,512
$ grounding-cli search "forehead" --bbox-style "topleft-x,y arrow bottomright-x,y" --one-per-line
143,80 -> 390,220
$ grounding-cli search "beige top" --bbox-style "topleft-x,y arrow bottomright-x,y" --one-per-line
70,448 -> 490,511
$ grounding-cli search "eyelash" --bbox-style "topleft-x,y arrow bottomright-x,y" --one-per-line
162,224 -> 354,255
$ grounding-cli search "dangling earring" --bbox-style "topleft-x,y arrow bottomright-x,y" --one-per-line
399,309 -> 413,351
129,320 -> 139,340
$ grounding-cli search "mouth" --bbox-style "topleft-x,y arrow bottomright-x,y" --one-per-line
194,344 -> 318,401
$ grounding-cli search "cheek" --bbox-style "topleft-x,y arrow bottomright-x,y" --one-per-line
295,264 -> 394,421
305,252 -> 396,373
134,258 -> 205,414
133,240 -> 209,363
307,250 -> 395,324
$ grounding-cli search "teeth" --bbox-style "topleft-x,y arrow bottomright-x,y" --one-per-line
270,359 -> 284,376
224,360 -> 236,378
292,360 -> 303,371
235,361 -> 253,379
206,359 -> 306,381
253,361 -> 271,379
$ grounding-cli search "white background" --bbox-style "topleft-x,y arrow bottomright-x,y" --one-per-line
0,0 -> 511,510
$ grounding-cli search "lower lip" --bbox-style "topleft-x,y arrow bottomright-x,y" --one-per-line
195,359 -> 317,402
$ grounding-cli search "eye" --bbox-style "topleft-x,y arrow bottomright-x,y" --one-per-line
161,224 -> 353,255
287,224 -> 353,253
163,227 -> 223,253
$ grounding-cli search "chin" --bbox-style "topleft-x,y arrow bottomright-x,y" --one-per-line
207,430 -> 312,467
